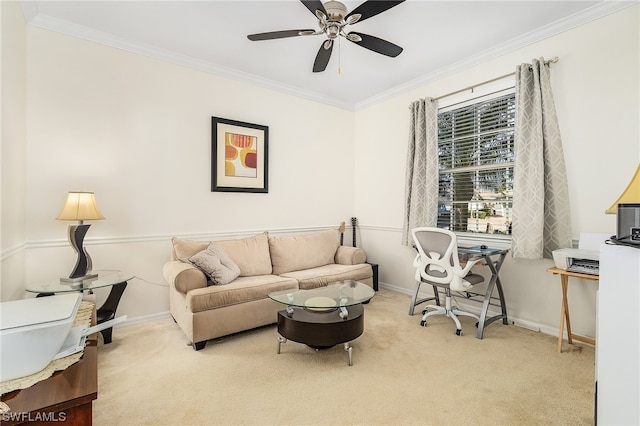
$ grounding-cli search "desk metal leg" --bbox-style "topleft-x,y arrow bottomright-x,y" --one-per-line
409,281 -> 440,316
476,253 -> 508,339
495,275 -> 509,324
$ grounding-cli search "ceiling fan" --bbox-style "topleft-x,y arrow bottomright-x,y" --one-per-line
247,0 -> 405,73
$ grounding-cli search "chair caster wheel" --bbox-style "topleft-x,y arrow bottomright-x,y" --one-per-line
420,320 -> 427,327
456,329 -> 463,336
421,309 -> 427,315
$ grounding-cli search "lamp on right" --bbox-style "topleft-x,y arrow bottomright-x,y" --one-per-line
606,164 -> 640,244
605,164 -> 640,214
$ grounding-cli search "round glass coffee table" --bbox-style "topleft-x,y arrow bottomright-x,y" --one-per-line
268,280 -> 375,366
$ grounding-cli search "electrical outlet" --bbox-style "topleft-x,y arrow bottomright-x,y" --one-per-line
631,227 -> 640,241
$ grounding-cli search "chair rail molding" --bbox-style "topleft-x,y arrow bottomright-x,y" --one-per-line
0,242 -> 27,262
18,225 -> 342,251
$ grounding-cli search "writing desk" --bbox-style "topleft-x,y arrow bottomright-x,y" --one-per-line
546,267 -> 598,353
458,247 -> 510,339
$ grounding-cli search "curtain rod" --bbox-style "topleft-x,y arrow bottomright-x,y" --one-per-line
433,56 -> 559,102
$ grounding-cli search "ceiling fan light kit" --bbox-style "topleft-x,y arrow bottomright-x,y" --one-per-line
247,0 -> 405,73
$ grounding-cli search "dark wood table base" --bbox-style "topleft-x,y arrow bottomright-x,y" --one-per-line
276,305 -> 365,366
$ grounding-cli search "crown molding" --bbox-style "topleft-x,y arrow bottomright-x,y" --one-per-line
354,0 -> 638,110
20,1 -> 636,112
19,0 -> 38,22
21,5 -> 355,111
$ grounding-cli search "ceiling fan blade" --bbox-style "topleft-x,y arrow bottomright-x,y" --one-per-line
300,0 -> 327,18
345,1 -> 405,23
313,40 -> 333,73
347,32 -> 403,57
247,30 -> 315,41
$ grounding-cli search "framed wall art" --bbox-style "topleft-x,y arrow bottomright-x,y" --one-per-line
211,117 -> 269,193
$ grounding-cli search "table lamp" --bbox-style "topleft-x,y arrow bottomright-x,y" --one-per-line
605,164 -> 640,214
56,191 -> 105,282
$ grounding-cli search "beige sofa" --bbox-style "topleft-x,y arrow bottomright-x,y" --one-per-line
162,229 -> 373,350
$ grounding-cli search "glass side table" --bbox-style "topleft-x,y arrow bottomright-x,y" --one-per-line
25,270 -> 134,344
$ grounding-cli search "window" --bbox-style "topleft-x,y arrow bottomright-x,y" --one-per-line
437,91 -> 515,236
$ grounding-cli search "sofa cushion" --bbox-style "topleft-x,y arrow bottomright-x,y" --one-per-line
216,232 -> 272,276
172,233 -> 272,277
172,237 -> 209,263
189,243 -> 241,285
269,229 -> 340,275
186,275 -> 298,313
280,263 -> 373,290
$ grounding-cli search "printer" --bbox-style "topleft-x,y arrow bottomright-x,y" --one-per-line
552,248 -> 600,275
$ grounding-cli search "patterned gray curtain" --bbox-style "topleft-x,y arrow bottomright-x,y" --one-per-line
402,98 -> 439,246
512,58 -> 572,259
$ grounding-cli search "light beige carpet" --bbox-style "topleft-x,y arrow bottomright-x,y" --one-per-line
95,289 -> 595,425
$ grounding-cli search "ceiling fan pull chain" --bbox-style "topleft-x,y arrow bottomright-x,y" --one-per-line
338,37 -> 342,75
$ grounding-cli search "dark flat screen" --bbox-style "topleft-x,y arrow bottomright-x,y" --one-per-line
617,203 -> 640,242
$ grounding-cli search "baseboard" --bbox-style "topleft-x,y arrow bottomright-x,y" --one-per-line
116,311 -> 172,328
378,281 -> 586,341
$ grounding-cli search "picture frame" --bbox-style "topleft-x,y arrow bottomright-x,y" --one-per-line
211,117 -> 269,193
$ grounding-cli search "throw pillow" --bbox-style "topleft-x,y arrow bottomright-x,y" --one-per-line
189,243 -> 241,285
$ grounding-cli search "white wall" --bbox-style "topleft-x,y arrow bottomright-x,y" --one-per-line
1,1 -> 28,301
355,5 -> 640,338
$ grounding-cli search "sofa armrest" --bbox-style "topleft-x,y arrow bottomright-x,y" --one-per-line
335,246 -> 367,265
162,261 -> 207,294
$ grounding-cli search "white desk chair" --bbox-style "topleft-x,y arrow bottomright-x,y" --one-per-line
411,227 -> 484,336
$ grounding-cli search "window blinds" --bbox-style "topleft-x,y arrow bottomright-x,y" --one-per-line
437,91 -> 516,235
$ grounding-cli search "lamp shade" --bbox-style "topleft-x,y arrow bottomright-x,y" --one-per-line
605,164 -> 640,214
56,192 -> 105,221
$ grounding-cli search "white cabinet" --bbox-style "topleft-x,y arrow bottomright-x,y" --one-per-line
597,244 -> 640,425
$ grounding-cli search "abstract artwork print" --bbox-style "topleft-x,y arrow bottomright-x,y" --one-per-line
225,133 -> 258,178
